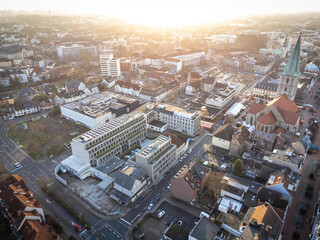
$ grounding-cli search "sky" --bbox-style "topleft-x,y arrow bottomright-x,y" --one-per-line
2,0 -> 320,26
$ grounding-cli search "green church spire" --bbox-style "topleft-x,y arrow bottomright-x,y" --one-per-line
282,34 -> 301,77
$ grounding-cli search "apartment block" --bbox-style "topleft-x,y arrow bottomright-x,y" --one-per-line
100,53 -> 121,77
151,104 -> 201,137
136,135 -> 177,182
71,112 -> 147,166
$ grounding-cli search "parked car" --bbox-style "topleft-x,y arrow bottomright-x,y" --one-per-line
154,197 -> 160,203
188,149 -> 192,154
148,203 -> 154,210
15,163 -> 20,168
149,185 -> 155,191
177,220 -> 182,226
74,224 -> 82,232
134,229 -> 145,239
167,184 -> 171,190
158,211 -> 165,218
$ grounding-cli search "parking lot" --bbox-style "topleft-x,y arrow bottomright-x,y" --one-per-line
154,201 -> 199,231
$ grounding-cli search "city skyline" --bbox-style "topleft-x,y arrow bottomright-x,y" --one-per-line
2,0 -> 320,26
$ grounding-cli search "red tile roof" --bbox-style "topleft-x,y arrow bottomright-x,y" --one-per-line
258,111 -> 277,125
280,109 -> 300,125
273,127 -> 286,134
248,102 -> 266,114
266,94 -> 298,112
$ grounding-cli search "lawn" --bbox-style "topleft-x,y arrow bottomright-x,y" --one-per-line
8,117 -> 88,160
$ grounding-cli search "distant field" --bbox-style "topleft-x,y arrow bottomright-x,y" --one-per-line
8,116 -> 88,160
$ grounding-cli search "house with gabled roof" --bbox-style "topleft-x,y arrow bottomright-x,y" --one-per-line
212,124 -> 234,150
110,166 -> 147,205
170,161 -> 210,203
265,167 -> 299,202
0,175 -> 61,240
240,202 -> 284,240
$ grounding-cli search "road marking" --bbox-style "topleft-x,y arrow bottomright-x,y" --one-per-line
119,218 -> 132,226
101,233 -> 106,237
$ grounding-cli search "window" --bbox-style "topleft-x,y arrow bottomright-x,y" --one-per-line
286,78 -> 289,84
284,87 -> 287,92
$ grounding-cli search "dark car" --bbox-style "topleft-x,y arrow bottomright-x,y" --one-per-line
138,196 -> 144,203
149,185 -> 155,191
154,197 -> 160,203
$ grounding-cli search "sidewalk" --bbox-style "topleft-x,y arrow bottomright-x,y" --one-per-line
281,80 -> 320,239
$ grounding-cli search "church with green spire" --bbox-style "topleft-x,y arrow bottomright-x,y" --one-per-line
276,34 -> 301,101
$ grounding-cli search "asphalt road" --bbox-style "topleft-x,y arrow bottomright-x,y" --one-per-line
0,116 -> 212,240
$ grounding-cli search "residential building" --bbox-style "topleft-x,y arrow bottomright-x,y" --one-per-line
230,125 -> 251,156
167,49 -> 205,66
219,174 -> 263,213
206,87 -> 237,109
170,161 -> 209,203
148,119 -> 168,132
56,44 -> 97,60
58,90 -> 86,104
163,131 -> 189,158
136,135 -> 177,182
70,112 -> 147,166
189,216 -> 224,240
212,124 -> 234,150
115,80 -> 141,97
14,102 -> 40,117
201,77 -> 216,93
240,202 -> 284,240
100,53 -> 121,77
0,45 -> 34,60
84,85 -> 100,95
65,80 -> 86,94
0,94 -> 14,106
265,167 -> 299,202
246,94 -> 300,134
40,102 -> 54,111
254,60 -> 274,74
0,175 -> 61,240
276,34 -> 301,101
110,166 -> 147,205
152,104 -> 201,137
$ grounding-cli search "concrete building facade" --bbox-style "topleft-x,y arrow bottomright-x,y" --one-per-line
136,135 -> 177,182
71,112 -> 147,166
100,53 -> 121,77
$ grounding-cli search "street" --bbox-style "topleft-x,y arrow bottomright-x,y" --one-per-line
0,115 -> 212,240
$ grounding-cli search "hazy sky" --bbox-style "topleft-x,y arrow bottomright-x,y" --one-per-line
2,0 -> 319,26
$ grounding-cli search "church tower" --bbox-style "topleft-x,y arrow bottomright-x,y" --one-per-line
276,34 -> 301,101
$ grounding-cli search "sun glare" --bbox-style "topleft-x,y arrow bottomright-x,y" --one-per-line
108,1 -> 238,27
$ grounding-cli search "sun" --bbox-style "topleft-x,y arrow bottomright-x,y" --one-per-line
99,0 -> 238,28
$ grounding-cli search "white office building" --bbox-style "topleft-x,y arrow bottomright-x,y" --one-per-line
71,112 -> 147,166
56,44 -> 97,60
100,54 -> 121,77
150,104 -> 201,137
136,135 -> 177,182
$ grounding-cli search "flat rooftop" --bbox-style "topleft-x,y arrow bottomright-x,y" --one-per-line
75,112 -> 144,142
62,90 -> 119,118
95,156 -> 124,175
136,135 -> 170,158
149,119 -> 167,128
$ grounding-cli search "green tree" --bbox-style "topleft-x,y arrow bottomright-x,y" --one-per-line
233,159 -> 243,177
